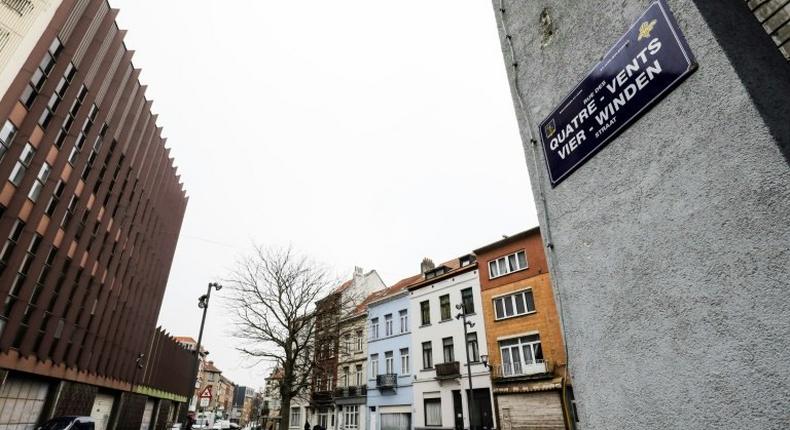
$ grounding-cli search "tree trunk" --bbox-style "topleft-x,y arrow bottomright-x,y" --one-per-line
281,393 -> 291,430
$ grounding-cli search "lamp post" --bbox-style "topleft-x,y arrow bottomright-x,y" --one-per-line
456,303 -> 476,430
188,282 -> 223,412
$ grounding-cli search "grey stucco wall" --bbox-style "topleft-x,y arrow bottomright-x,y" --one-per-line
491,1 -> 790,429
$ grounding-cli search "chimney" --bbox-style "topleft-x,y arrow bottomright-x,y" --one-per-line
421,258 -> 435,274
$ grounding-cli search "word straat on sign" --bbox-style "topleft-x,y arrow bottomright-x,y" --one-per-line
539,0 -> 696,187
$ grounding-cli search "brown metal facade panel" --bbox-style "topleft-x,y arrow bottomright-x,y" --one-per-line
0,0 -> 188,394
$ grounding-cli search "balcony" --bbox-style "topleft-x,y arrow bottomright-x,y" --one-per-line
492,360 -> 553,379
435,361 -> 461,379
334,385 -> 367,397
311,390 -> 333,405
376,373 -> 398,389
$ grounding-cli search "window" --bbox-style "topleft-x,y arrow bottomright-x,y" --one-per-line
342,366 -> 349,387
385,314 -> 393,336
60,195 -> 77,228
355,364 -> 363,386
355,329 -> 363,351
370,354 -> 379,377
460,288 -> 474,314
27,162 -> 51,202
371,318 -> 379,339
0,120 -> 16,161
344,334 -> 352,354
9,143 -> 35,186
420,300 -> 430,325
0,219 -> 25,275
466,332 -> 479,362
499,334 -> 544,377
442,337 -> 454,363
44,180 -> 65,216
385,351 -> 394,374
494,289 -> 536,320
400,348 -> 409,374
422,341 -> 432,369
20,38 -> 62,109
399,309 -> 408,333
290,407 -> 301,427
439,294 -> 451,321
343,405 -> 359,430
424,398 -> 441,426
489,250 -> 528,278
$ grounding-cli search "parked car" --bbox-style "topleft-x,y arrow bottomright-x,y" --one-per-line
38,417 -> 95,430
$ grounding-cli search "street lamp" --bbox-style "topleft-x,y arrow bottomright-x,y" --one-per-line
188,282 -> 223,411
456,303 -> 477,430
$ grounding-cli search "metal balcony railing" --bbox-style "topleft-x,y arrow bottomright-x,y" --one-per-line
376,373 -> 398,389
492,360 -> 552,379
435,361 -> 460,379
333,385 -> 367,397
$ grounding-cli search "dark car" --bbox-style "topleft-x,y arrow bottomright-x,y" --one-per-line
38,417 -> 95,430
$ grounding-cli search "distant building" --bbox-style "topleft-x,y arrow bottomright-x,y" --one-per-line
175,336 -> 209,411
310,268 -> 386,430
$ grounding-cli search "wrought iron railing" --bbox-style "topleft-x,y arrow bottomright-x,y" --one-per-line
376,373 -> 398,389
435,361 -> 460,379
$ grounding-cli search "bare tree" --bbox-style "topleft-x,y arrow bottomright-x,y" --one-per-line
226,246 -> 337,430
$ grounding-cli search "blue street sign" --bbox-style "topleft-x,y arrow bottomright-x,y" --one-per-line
539,0 -> 696,187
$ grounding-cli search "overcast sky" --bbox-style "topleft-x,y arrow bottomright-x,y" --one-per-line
111,0 -> 537,389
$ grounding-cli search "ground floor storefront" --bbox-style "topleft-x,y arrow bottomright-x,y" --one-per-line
493,377 -> 573,430
0,369 -> 186,430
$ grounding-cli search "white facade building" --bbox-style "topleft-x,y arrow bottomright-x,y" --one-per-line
409,258 -> 495,430
0,0 -> 62,97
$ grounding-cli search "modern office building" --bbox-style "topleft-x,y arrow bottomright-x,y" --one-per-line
408,257 -> 494,430
475,229 -> 574,429
0,0 -> 189,429
365,274 -> 420,430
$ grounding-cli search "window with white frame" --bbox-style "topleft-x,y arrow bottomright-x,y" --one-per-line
499,334 -> 544,377
488,250 -> 528,278
342,366 -> 349,387
385,313 -> 393,336
371,318 -> 379,339
467,332 -> 479,362
400,348 -> 409,374
370,354 -> 379,377
424,398 -> 441,427
399,309 -> 408,333
494,289 -> 536,320
343,405 -> 359,430
290,407 -> 301,427
355,364 -> 363,385
356,329 -> 363,351
385,351 -> 394,374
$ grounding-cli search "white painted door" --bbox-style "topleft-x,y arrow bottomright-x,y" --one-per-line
0,375 -> 49,430
140,400 -> 155,430
91,394 -> 115,430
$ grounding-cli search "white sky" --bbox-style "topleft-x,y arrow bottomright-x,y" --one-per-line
110,0 -> 537,389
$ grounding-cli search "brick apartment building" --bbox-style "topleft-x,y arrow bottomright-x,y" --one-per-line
0,1 -> 191,429
475,228 -> 575,429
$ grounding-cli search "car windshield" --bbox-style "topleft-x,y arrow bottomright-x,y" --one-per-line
39,418 -> 75,430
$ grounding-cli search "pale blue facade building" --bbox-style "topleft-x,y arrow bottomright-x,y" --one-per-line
366,285 -> 415,430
